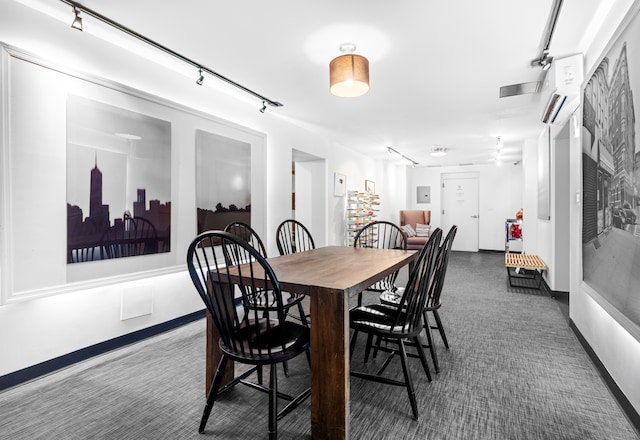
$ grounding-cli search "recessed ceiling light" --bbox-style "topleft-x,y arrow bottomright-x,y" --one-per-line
430,146 -> 447,157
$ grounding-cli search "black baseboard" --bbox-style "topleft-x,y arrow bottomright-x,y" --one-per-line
570,319 -> 640,435
0,310 -> 205,392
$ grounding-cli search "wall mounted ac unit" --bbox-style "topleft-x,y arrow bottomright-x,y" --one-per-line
540,53 -> 584,125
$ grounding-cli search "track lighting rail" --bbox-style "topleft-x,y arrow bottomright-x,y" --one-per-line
387,146 -> 418,167
60,0 -> 283,109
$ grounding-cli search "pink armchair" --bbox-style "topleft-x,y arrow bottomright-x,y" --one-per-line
400,210 -> 431,250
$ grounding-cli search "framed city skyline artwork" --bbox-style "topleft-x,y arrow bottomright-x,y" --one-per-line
581,6 -> 640,338
0,43 -> 187,302
67,95 -> 172,264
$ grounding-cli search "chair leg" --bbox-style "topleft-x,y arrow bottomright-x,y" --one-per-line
412,335 -> 433,382
199,354 -> 229,433
422,311 -> 439,374
297,302 -> 309,327
268,364 -> 278,440
257,365 -> 263,385
363,333 -> 374,363
371,335 -> 383,359
432,310 -> 449,349
398,339 -> 419,420
357,292 -> 363,307
349,330 -> 359,357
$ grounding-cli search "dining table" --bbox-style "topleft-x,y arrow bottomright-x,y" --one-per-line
205,245 -> 417,439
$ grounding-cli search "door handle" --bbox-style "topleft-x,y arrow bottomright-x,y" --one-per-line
470,215 -> 479,218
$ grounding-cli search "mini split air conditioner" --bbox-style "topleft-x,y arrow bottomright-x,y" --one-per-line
539,53 -> 584,125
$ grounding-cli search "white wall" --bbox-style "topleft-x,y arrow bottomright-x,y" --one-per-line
522,138 -> 540,255
550,124 -> 571,291
373,161 -> 408,225
294,159 -> 327,247
527,123 -> 571,292
406,163 -> 523,251
0,2 -> 377,377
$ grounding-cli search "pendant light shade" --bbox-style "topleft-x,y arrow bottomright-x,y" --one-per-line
330,53 -> 370,97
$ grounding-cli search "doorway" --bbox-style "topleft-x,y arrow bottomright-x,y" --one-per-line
441,173 -> 479,252
292,149 -> 326,247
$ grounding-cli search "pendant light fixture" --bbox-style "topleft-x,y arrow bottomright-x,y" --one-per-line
329,43 -> 370,97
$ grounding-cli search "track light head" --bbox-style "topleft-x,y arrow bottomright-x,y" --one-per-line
259,101 -> 267,113
196,68 -> 204,85
71,7 -> 83,31
531,50 -> 553,70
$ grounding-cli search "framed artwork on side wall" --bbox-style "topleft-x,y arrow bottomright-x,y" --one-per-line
67,95 -> 172,265
580,5 -> 640,341
334,172 -> 346,197
196,130 -> 251,234
365,179 -> 375,194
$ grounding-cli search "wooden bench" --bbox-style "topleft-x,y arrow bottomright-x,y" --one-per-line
504,253 -> 547,289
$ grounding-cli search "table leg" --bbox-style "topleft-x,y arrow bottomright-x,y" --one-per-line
310,287 -> 350,439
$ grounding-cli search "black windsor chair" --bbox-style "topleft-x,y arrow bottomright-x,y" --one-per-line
349,228 -> 442,420
379,225 -> 457,373
352,220 -> 407,307
274,219 -> 314,325
224,222 -> 308,324
186,231 -> 311,439
275,219 -> 315,256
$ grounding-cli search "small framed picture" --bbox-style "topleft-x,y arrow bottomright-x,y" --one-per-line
365,180 -> 375,194
417,185 -> 431,204
334,172 -> 346,196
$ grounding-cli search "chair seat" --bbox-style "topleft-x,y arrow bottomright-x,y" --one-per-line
379,288 -> 404,305
224,319 -> 310,363
380,289 -> 441,312
350,304 -> 412,336
365,280 -> 399,293
248,289 -> 306,311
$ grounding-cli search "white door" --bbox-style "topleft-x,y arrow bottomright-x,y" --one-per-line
442,175 -> 479,252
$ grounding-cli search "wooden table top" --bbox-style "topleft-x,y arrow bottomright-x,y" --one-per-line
264,246 -> 416,297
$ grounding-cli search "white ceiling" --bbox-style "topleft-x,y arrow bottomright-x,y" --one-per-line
71,0 -> 606,167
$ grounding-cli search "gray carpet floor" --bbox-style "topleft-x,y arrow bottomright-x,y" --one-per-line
1,251 -> 638,439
